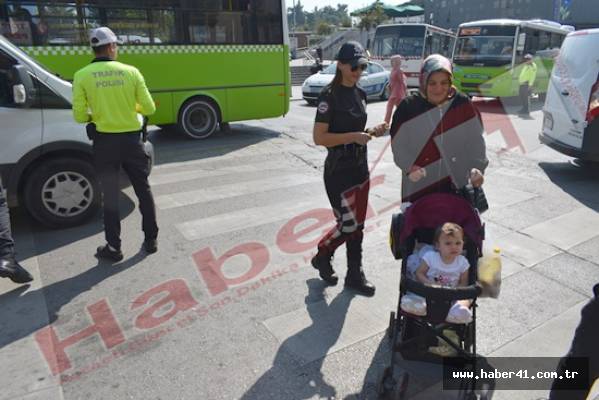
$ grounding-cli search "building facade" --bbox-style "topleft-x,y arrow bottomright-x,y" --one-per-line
423,0 -> 599,30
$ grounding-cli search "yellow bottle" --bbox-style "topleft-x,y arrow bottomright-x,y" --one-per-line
477,247 -> 502,298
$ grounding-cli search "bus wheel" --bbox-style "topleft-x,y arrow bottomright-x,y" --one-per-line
23,158 -> 100,228
178,98 -> 219,139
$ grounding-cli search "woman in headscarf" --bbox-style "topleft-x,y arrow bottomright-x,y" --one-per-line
389,54 -> 488,204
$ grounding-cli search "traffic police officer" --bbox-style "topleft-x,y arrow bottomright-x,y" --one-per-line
518,53 -> 537,117
73,27 -> 158,262
311,41 -> 387,296
0,178 -> 33,283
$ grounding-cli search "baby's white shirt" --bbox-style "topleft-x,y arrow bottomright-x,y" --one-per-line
422,251 -> 469,287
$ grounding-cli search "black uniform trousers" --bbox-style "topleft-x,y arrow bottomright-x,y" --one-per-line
0,179 -> 15,259
317,147 -> 370,269
93,133 -> 158,250
518,83 -> 530,114
549,284 -> 599,400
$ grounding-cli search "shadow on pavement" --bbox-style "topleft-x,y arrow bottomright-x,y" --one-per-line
240,279 -> 355,400
149,123 -> 282,166
539,161 -> 599,212
0,250 -> 147,350
11,123 -> 281,256
10,192 -> 136,258
473,96 -> 544,115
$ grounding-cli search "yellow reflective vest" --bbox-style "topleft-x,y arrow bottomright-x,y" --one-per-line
518,62 -> 537,86
72,59 -> 155,133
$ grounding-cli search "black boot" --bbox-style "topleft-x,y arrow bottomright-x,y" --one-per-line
95,244 -> 124,262
0,257 -> 33,283
345,266 -> 376,296
311,250 -> 338,285
345,237 -> 375,296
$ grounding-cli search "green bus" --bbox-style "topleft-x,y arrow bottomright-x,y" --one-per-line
452,19 -> 572,98
0,0 -> 290,139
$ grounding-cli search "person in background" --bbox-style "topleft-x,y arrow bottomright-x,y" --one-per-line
518,53 -> 537,117
384,54 -> 408,125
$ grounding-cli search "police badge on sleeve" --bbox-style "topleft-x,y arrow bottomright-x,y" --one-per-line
317,101 -> 329,114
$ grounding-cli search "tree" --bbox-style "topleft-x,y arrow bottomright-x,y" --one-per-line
316,21 -> 333,36
357,2 -> 388,31
287,0 -> 306,30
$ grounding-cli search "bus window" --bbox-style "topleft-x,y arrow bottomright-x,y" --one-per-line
373,36 -> 396,57
522,28 -> 540,59
185,0 -> 281,44
152,9 -> 177,44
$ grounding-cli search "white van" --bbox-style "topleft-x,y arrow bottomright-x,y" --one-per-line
0,35 -> 153,228
540,29 -> 599,161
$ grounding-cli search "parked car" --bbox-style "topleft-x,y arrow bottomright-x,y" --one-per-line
0,34 -> 154,228
540,28 -> 599,162
301,61 -> 390,105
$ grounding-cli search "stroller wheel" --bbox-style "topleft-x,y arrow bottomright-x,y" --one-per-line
478,382 -> 491,400
377,367 -> 395,398
387,311 -> 396,341
392,372 -> 409,400
377,368 -> 409,400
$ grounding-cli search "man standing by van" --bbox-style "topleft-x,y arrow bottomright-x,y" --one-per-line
518,53 -> 537,117
73,27 -> 158,261
0,179 -> 33,283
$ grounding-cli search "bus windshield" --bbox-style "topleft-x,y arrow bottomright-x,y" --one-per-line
454,36 -> 515,66
372,25 -> 426,58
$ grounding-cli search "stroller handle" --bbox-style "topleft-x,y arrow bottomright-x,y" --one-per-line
402,278 -> 482,301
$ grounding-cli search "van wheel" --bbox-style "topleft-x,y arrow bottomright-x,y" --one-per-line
24,158 -> 100,228
178,98 -> 219,139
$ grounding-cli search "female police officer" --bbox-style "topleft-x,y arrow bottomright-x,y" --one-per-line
311,41 -> 387,296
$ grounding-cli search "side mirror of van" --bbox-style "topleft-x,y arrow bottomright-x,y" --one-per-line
8,65 -> 36,108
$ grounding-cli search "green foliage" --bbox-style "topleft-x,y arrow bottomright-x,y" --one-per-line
357,2 -> 388,31
316,21 -> 333,35
287,2 -> 351,31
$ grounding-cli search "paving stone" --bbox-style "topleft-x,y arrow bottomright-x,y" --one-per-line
533,253 -> 599,297
494,231 -> 562,268
522,208 -> 599,250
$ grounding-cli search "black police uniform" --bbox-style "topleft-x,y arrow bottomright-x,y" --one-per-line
313,84 -> 375,294
0,178 -> 33,283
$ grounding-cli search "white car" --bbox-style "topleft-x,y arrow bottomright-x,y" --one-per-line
302,61 -> 391,105
540,28 -> 599,162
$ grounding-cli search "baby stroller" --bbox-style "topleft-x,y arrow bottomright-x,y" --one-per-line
378,192 -> 490,400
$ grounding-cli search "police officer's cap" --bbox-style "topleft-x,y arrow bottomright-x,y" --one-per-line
336,41 -> 368,68
89,27 -> 122,48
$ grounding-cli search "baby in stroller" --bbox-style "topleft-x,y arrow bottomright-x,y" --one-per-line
401,222 -> 473,324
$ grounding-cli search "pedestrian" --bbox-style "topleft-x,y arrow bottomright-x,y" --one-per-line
0,178 -> 33,283
73,27 -> 158,262
549,283 -> 599,400
384,54 -> 408,125
517,53 -> 537,117
311,41 -> 387,296
390,54 -> 488,205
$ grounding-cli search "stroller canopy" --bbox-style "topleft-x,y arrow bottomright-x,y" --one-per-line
399,193 -> 483,252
